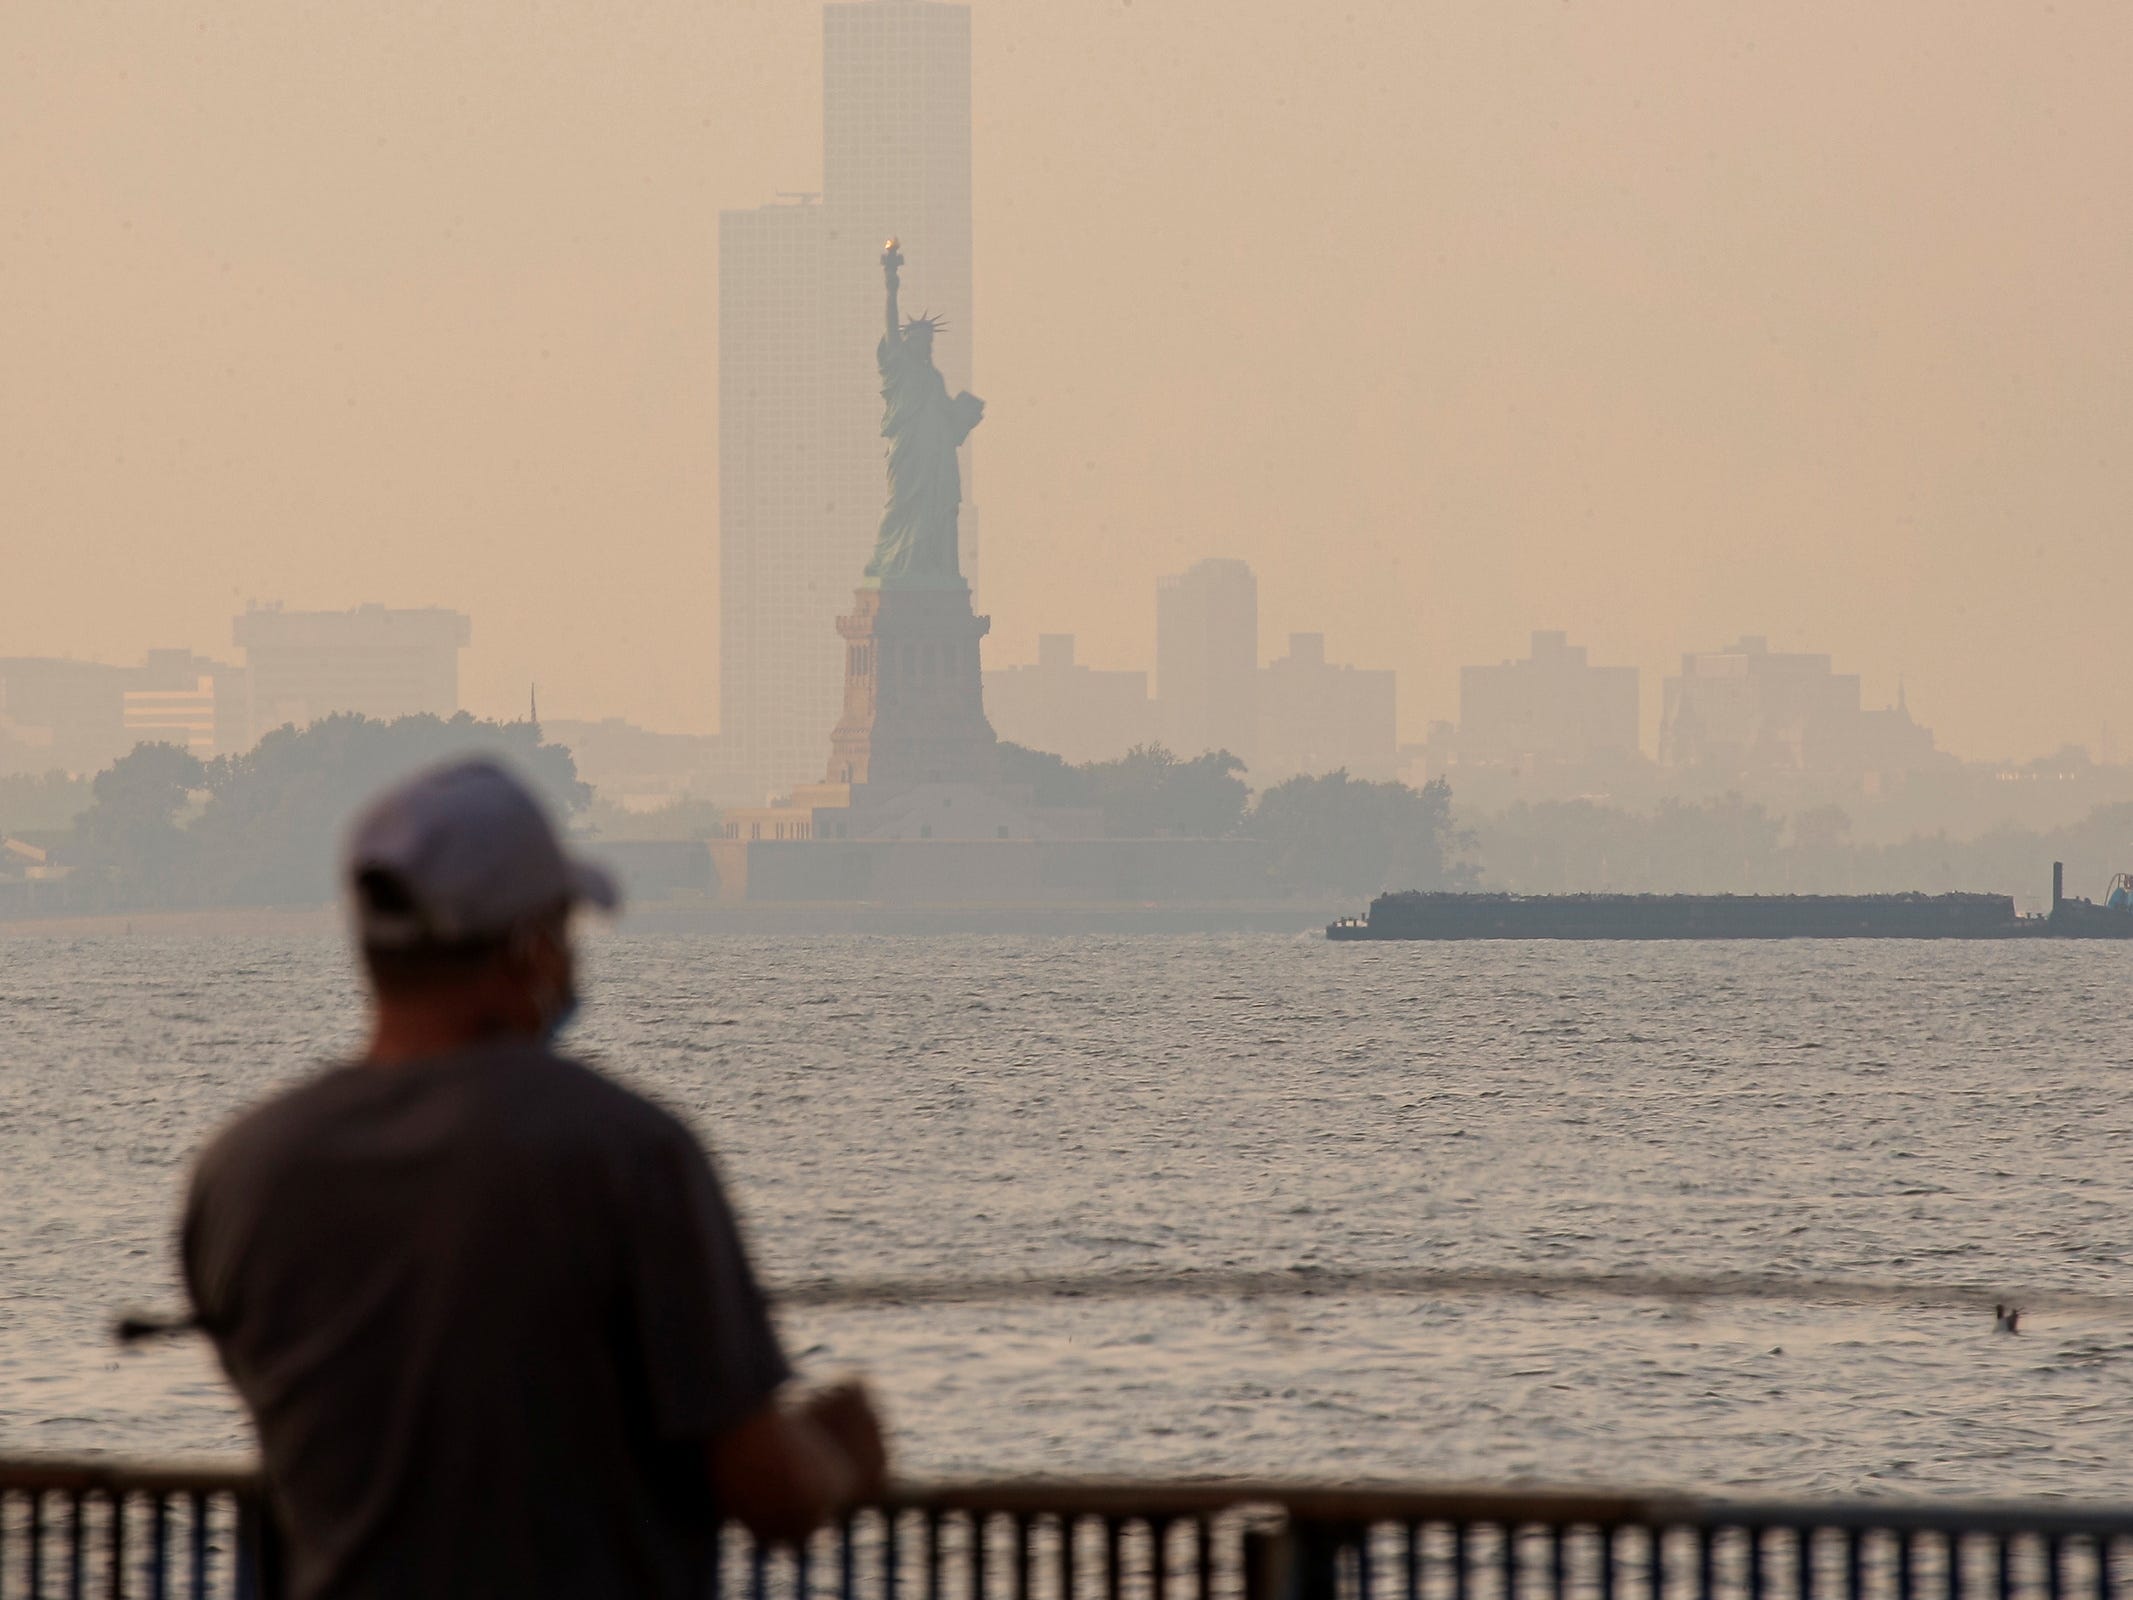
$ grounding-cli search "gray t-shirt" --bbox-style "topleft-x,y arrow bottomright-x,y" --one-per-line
183,1040 -> 791,1600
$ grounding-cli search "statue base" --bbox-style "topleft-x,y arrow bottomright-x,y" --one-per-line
826,583 -> 999,789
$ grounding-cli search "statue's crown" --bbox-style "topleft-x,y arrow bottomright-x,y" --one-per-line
902,312 -> 945,336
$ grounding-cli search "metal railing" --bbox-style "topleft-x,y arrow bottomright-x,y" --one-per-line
8,1461 -> 2133,1600
0,1460 -> 267,1600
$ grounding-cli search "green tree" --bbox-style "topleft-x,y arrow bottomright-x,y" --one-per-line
1248,772 -> 1474,895
996,741 -> 1091,808
71,743 -> 207,904
1469,800 -> 1656,892
998,741 -> 1249,836
182,713 -> 588,907
1786,805 -> 1856,891
1644,794 -> 1785,891
583,794 -> 724,843
1085,745 -> 1249,838
0,770 -> 94,836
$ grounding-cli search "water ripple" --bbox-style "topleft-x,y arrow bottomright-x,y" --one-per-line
3,933 -> 2131,1496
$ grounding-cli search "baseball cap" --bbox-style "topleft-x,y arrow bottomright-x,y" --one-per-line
344,758 -> 619,949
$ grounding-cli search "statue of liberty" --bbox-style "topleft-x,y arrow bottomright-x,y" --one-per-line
865,240 -> 984,584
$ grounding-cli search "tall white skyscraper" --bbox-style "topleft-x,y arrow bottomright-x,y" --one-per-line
718,2 -> 974,804
718,199 -> 830,800
1156,559 -> 1260,765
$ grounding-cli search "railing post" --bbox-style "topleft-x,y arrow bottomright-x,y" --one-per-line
14,1466 -> 2133,1600
149,1493 -> 169,1600
107,1490 -> 127,1600
1280,1519 -> 1353,1600
30,1488 -> 48,1597
235,1490 -> 284,1600
1244,1527 -> 1295,1600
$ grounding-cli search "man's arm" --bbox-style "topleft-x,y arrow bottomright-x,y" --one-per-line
178,1144 -> 235,1341
708,1381 -> 889,1544
613,1119 -> 888,1539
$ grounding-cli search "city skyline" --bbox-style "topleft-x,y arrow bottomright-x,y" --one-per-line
0,582 -> 1973,763
0,602 -> 473,777
5,2 -> 2130,762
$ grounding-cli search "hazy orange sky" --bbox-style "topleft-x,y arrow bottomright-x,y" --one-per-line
6,1 -> 2129,760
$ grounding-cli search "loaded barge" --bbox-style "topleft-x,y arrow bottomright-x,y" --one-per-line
1328,863 -> 2133,941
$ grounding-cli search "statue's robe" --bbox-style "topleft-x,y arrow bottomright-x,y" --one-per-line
865,332 -> 982,582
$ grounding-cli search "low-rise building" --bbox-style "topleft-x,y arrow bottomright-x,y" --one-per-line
121,653 -> 232,761
1256,633 -> 1397,783
982,635 -> 1154,763
0,658 -> 133,775
542,718 -> 727,811
1457,630 -> 1640,768
234,603 -> 470,747
1,650 -> 243,774
1660,635 -> 1940,784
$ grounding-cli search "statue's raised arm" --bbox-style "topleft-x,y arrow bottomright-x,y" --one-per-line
882,240 -> 905,344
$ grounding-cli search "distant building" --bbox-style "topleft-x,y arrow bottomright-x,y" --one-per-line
542,717 -> 727,812
982,635 -> 1153,763
122,677 -> 218,760
1660,635 -> 1940,783
139,649 -> 248,757
0,658 -> 133,775
1257,633 -> 1397,783
718,2 -> 975,807
1456,630 -> 1640,767
1156,558 -> 1257,763
0,649 -> 242,775
233,603 -> 470,747
718,198 -> 835,805
2,608 -> 472,778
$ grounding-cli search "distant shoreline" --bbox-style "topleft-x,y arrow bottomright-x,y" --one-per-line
0,906 -> 341,939
0,901 -> 1333,938
621,901 -> 1336,936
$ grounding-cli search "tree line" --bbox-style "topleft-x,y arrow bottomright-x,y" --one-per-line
45,714 -> 585,912
29,719 -> 2111,913
997,742 -> 1475,896
12,730 -> 1476,910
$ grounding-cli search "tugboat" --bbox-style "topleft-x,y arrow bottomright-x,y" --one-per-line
2047,862 -> 2133,938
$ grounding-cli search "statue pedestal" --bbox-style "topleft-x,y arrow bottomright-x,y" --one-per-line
826,583 -> 999,789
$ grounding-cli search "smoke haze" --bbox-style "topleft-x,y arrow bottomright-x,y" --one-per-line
6,1 -> 2128,758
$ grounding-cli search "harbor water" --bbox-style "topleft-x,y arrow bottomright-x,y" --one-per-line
4,931 -> 2132,1498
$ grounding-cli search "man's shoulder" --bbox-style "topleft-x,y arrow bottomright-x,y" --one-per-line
514,1049 -> 698,1151
192,1046 -> 694,1197
191,1061 -> 369,1186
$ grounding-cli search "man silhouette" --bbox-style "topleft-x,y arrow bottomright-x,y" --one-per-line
182,758 -> 885,1599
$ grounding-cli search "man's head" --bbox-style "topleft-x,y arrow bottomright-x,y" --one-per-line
344,760 -> 619,1052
